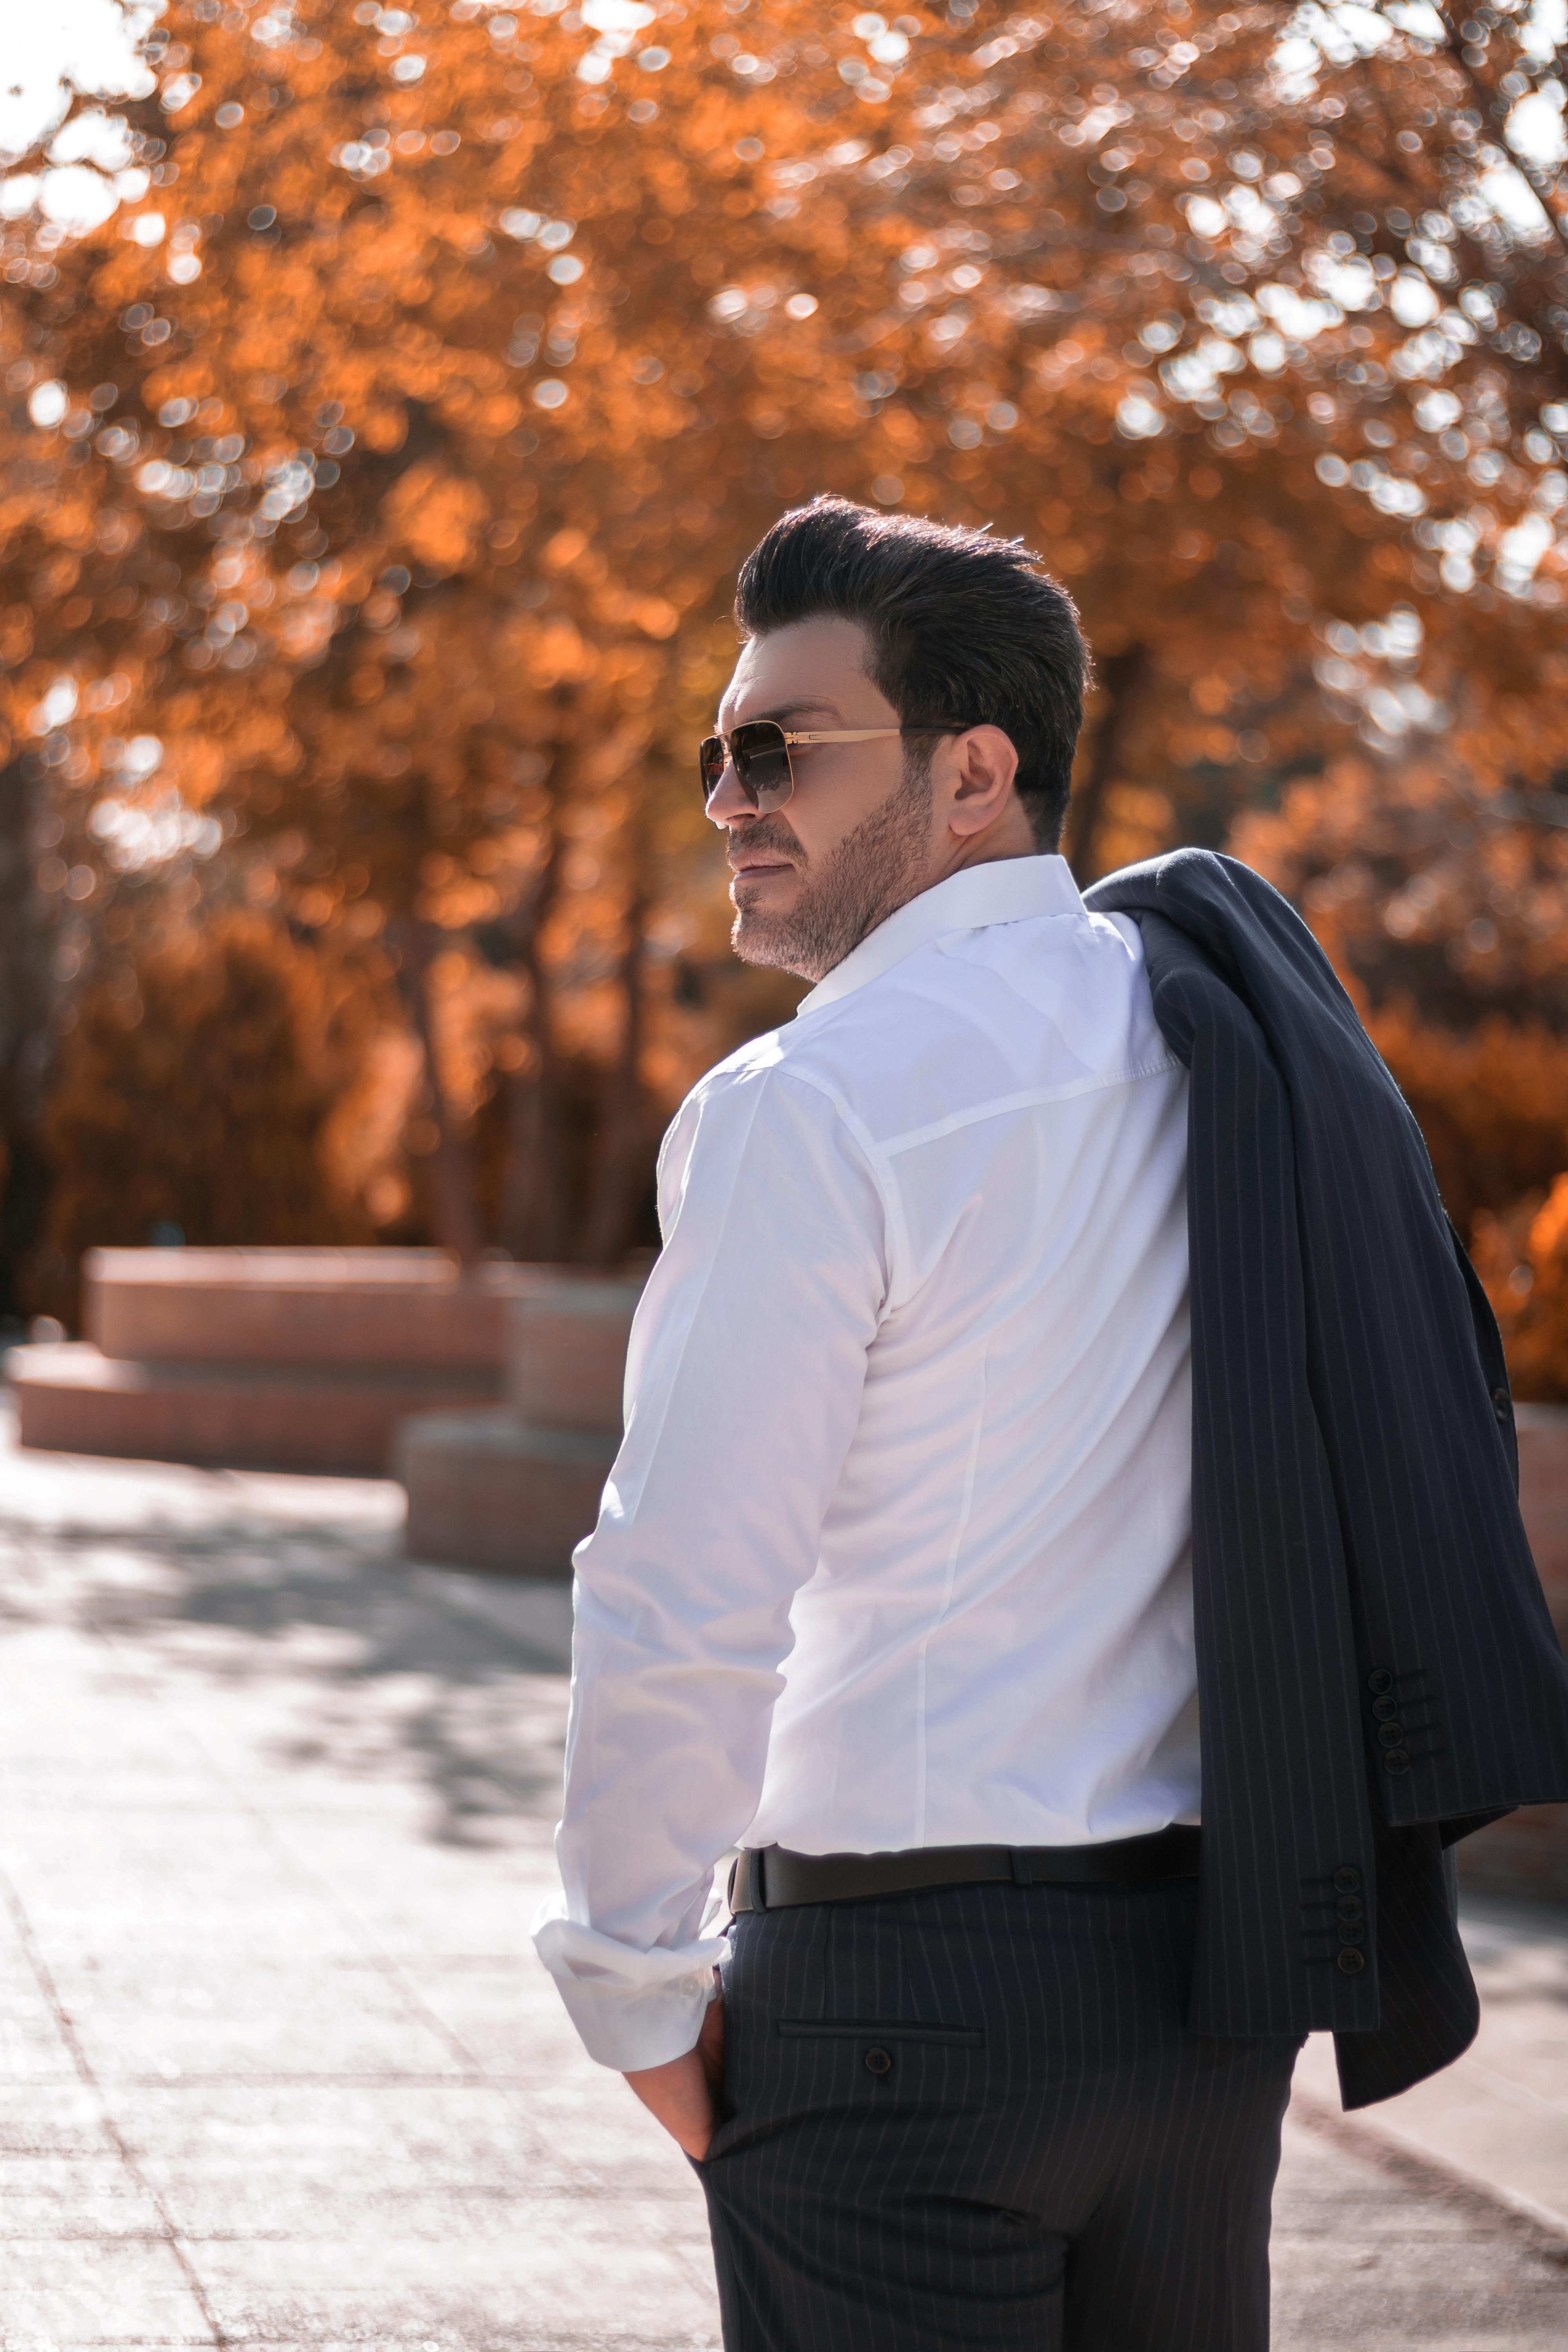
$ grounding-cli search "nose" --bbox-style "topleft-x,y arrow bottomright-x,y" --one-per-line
704,760 -> 757,828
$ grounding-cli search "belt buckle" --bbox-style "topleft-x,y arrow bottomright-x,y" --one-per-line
728,1849 -> 768,1913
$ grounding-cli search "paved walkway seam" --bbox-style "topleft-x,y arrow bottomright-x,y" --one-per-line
0,1862 -> 230,2345
1290,2082 -> 1568,2268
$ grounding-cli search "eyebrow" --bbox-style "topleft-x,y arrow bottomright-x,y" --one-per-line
715,697 -> 846,729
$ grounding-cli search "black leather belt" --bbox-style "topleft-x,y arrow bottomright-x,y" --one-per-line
728,1826 -> 1200,1913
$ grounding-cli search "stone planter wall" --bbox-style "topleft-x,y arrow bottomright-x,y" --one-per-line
86,1246 -> 519,1369
9,1247 -> 544,1476
1458,1403 -> 1568,1904
397,1277 -> 644,1576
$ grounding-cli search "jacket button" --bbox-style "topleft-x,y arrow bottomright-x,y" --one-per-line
1372,1697 -> 1399,1722
864,2047 -> 893,2078
1338,1948 -> 1367,1975
1377,1722 -> 1406,1748
1367,1668 -> 1394,1695
1384,1750 -> 1410,1775
1333,1867 -> 1361,1895
1337,1896 -> 1364,1921
1338,1924 -> 1365,1947
1492,1387 -> 1511,1424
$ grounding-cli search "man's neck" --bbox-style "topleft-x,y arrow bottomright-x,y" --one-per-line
926,802 -> 1044,887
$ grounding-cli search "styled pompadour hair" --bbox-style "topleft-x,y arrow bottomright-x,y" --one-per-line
734,497 -> 1090,848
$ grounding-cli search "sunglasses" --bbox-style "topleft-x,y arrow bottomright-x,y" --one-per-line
698,722 -> 967,814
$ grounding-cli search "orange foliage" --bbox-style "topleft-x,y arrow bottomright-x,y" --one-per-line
35,911 -> 370,1314
1236,756 -> 1568,1042
1474,1178 -> 1568,1405
1356,1004 -> 1568,1238
1241,763 -> 1568,1388
0,2 -> 1564,1349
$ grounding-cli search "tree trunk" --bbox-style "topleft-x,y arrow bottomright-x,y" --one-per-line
393,918 -> 485,1266
0,753 -> 56,1321
1062,643 -> 1149,886
578,870 -> 650,1268
497,808 -> 568,1263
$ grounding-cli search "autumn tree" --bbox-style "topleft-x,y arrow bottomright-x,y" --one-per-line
34,909 -> 372,1308
1,0 -> 1564,1361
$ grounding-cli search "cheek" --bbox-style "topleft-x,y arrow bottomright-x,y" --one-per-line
790,773 -> 886,864
782,814 -> 833,869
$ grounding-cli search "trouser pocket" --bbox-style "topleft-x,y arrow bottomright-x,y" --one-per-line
774,2016 -> 983,2093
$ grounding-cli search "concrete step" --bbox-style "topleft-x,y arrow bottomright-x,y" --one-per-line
10,1342 -> 503,1476
1517,1406 -> 1567,1634
396,1408 -> 619,1576
506,1277 -> 644,1433
1461,1405 -> 1568,1904
83,1246 -> 560,1371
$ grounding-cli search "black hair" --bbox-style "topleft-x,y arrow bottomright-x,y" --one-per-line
734,497 -> 1090,849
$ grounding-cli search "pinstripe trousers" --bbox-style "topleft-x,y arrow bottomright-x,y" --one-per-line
695,1880 -> 1302,2351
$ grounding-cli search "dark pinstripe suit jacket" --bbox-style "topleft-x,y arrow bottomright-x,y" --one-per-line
1085,849 -> 1568,2108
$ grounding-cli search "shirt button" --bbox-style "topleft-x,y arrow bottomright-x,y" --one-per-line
679,1976 -> 701,1998
1367,1668 -> 1395,1696
1333,1867 -> 1361,1895
1384,1750 -> 1411,1776
863,2046 -> 894,2078
1338,1948 -> 1367,1975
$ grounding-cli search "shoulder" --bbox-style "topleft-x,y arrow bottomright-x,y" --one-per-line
671,1005 -> 890,1131
655,1022 -> 895,1262
657,1022 -> 875,1196
750,922 -> 1171,1154
664,905 -> 1174,1177
669,1023 -> 826,1130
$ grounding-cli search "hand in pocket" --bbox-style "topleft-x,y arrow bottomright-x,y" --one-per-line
623,1979 -> 725,2160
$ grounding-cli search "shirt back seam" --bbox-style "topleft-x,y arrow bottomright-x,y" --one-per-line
872,1055 -> 1185,1160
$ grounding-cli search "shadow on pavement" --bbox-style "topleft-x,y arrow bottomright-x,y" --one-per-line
0,1462 -> 573,1846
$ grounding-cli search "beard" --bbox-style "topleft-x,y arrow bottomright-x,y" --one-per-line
730,755 -> 934,984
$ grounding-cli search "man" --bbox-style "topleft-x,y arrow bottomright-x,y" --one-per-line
533,499 -> 1568,2349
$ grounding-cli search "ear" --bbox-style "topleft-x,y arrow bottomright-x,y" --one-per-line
943,725 -> 1020,839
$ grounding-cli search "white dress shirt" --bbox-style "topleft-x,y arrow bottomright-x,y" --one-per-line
532,855 -> 1198,2070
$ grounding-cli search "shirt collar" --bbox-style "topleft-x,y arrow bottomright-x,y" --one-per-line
795,855 -> 1087,1017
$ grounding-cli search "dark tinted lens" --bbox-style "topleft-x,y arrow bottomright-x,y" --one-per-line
731,722 -> 793,811
699,736 -> 727,802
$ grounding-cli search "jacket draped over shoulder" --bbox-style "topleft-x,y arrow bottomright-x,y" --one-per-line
1086,848 -> 1568,2108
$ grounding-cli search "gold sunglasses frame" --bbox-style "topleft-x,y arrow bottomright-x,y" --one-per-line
698,724 -> 965,811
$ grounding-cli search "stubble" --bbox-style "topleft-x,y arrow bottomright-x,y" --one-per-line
730,757 -> 934,984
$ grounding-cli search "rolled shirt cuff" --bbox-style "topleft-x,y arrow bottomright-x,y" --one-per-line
530,1893 -> 729,2072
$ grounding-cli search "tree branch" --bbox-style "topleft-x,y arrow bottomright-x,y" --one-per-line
1063,643 -> 1150,885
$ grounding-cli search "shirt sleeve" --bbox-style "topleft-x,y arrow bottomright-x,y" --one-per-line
530,1052 -> 890,2069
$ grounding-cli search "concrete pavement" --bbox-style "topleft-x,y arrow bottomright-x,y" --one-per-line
0,1405 -> 1562,2347
1294,1900 -> 1568,2247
